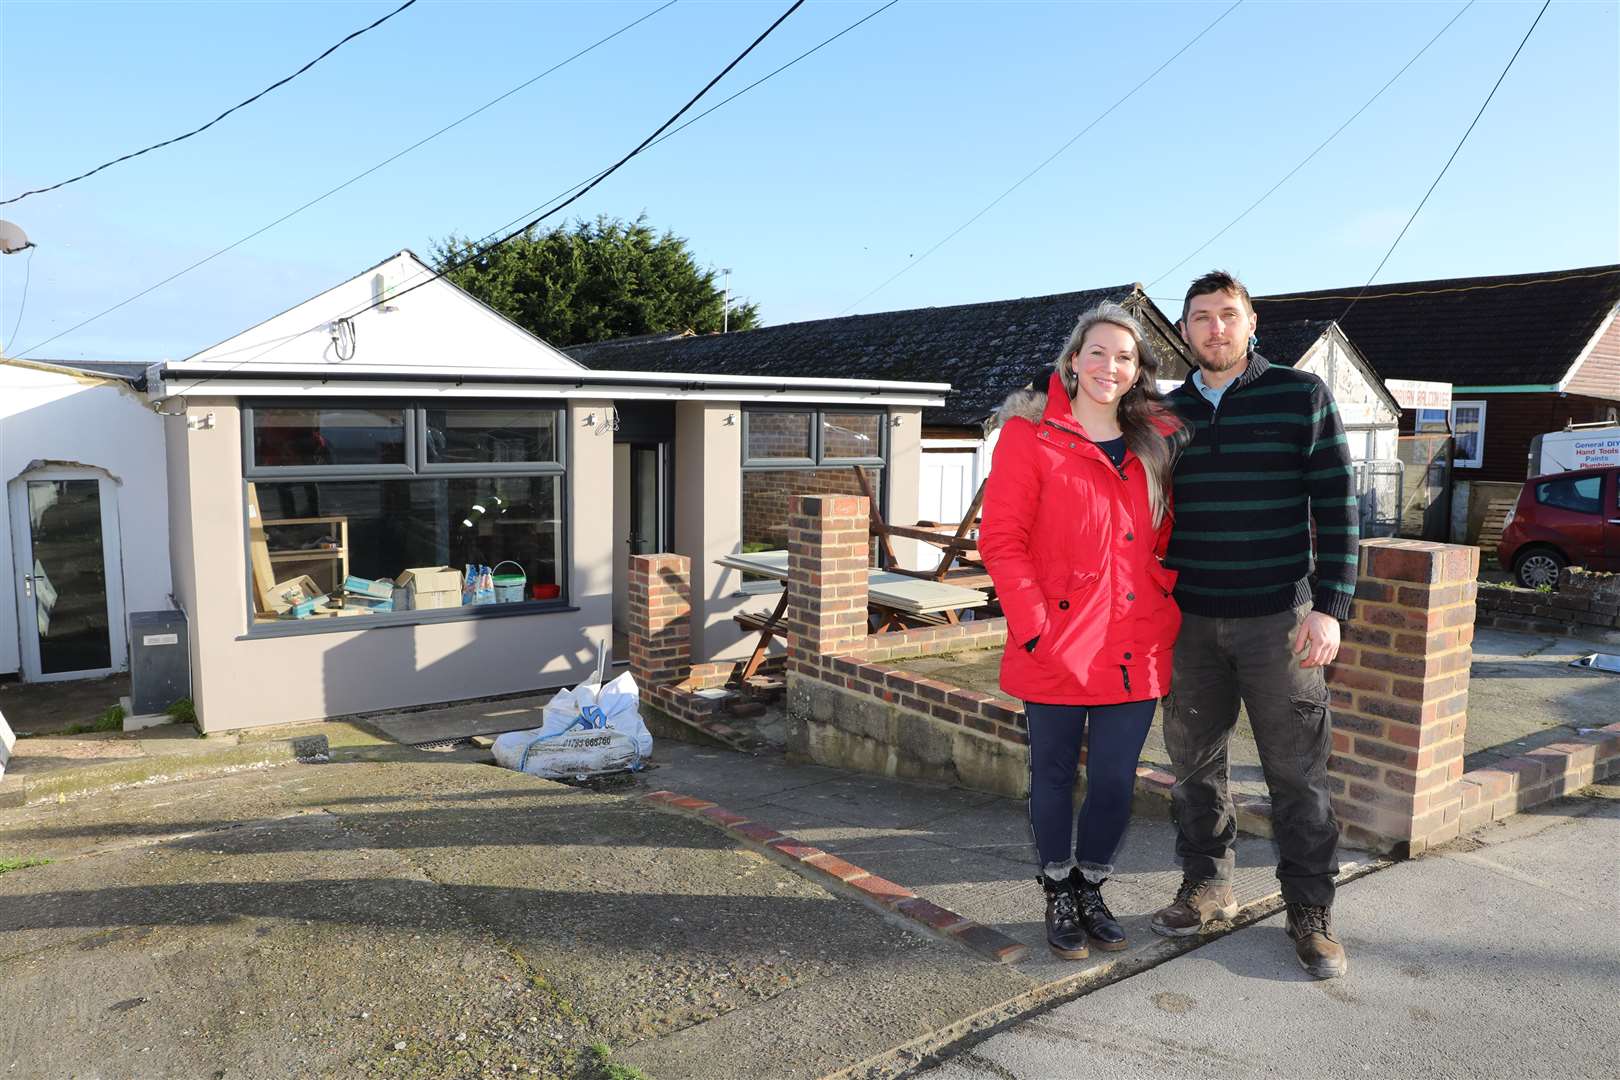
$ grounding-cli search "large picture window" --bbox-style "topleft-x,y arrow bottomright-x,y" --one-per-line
740,407 -> 886,562
244,402 -> 566,628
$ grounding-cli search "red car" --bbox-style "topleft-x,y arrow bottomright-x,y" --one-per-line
1498,465 -> 1620,588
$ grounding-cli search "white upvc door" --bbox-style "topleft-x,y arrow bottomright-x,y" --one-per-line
8,468 -> 128,683
917,450 -> 979,571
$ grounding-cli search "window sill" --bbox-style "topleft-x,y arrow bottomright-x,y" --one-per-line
237,600 -> 579,640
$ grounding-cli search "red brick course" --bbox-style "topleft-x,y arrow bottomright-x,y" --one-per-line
641,789 -> 1028,964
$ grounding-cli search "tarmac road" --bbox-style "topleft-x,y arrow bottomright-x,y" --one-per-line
921,786 -> 1620,1080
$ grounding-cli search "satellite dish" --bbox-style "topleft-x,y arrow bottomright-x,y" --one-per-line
0,220 -> 33,254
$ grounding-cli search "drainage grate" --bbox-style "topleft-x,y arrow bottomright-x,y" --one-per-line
410,736 -> 476,751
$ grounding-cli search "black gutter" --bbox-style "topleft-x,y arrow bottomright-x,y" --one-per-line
157,365 -> 937,396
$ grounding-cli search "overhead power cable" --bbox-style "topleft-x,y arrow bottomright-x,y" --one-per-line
2,0 -> 421,205
836,0 -> 1243,316
438,1 -> 901,288
1147,0 -> 1476,292
1337,0 -> 1552,324
162,0 -> 808,389
4,246 -> 36,353
13,1 -> 681,359
197,0 -> 898,370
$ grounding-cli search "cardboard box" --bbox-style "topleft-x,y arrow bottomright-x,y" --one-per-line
342,575 -> 394,601
397,566 -> 462,610
266,575 -> 326,618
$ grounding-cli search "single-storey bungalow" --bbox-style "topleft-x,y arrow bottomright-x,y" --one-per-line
1,357 -> 170,683
569,286 -> 1407,539
568,285 -> 1196,542
1256,264 -> 1620,542
145,251 -> 945,731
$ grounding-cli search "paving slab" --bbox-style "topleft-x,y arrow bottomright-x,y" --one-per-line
922,788 -> 1620,1080
363,692 -> 557,745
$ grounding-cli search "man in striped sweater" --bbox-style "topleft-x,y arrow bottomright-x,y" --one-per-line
1150,270 -> 1358,981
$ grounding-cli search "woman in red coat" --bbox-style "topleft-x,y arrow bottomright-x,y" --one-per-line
979,302 -> 1185,960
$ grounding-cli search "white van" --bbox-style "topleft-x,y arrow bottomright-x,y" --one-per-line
1527,424 -> 1620,477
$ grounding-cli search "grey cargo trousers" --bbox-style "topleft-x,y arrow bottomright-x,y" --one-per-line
1163,604 -> 1340,907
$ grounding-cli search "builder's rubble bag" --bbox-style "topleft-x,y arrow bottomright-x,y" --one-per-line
492,671 -> 652,779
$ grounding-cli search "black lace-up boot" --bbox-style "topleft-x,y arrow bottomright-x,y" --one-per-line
1040,874 -> 1088,960
1070,870 -> 1127,951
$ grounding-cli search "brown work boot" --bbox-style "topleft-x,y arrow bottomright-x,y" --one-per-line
1150,875 -> 1239,937
1285,903 -> 1347,979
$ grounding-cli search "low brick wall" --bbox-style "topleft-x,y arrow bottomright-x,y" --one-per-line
623,501 -> 1617,860
1474,569 -> 1620,641
1459,726 -> 1620,833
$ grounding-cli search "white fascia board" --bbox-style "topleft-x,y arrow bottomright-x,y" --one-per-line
152,364 -> 950,407
153,369 -> 946,408
153,379 -> 946,407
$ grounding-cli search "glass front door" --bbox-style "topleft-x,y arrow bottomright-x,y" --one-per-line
12,474 -> 124,681
627,443 -> 668,557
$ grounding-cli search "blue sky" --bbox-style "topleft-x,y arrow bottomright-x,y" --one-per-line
2,0 -> 1616,362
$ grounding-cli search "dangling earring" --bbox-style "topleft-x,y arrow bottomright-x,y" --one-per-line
1248,333 -> 1259,352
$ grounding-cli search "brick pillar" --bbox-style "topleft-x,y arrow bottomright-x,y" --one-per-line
786,494 -> 870,660
1327,538 -> 1479,856
628,554 -> 691,687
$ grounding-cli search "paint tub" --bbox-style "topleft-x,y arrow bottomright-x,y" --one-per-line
493,561 -> 527,603
531,583 -> 561,601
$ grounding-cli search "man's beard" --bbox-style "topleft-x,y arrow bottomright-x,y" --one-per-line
1193,342 -> 1248,372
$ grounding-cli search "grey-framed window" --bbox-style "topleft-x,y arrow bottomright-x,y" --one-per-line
739,407 -> 887,578
243,403 -> 415,476
243,400 -> 568,632
421,406 -> 562,472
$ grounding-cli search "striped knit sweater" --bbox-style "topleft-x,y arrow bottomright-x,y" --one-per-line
1163,353 -> 1359,621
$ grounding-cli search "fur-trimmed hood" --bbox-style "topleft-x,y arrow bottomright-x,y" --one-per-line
991,370 -> 1065,431
993,385 -> 1048,430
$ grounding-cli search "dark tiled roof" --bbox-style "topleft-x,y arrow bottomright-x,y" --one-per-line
1255,265 -> 1620,385
569,286 -> 1193,427
1255,319 -> 1332,368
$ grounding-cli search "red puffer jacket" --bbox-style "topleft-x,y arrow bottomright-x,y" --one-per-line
979,372 -> 1182,706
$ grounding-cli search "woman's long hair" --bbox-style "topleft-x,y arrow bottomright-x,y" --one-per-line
1054,302 -> 1186,527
